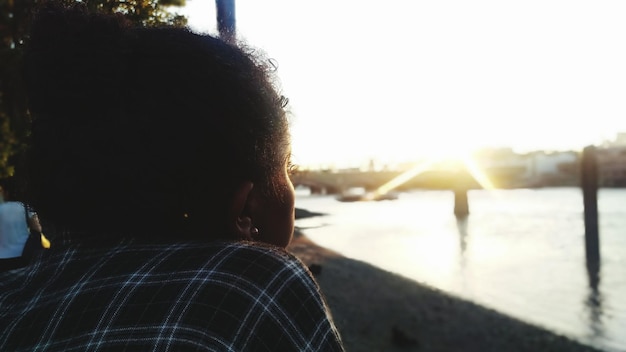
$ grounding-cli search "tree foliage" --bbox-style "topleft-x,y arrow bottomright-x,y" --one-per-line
0,0 -> 187,178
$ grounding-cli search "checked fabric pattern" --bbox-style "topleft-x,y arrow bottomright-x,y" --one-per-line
0,239 -> 344,351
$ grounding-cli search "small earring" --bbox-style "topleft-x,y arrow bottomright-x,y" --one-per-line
250,227 -> 259,237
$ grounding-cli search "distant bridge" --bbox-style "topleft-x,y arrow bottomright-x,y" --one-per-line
290,170 -> 400,194
290,168 -> 483,194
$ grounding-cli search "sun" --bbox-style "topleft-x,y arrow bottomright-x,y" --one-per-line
369,145 -> 497,197
461,154 -> 497,190
428,143 -> 498,191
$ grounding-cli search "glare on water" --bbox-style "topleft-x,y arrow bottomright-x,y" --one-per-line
295,188 -> 626,352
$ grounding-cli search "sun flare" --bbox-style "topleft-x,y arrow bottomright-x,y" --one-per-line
371,152 -> 497,198
372,161 -> 434,198
461,155 -> 497,190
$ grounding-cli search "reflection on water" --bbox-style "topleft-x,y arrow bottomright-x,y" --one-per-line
455,215 -> 469,260
585,258 -> 605,343
455,215 -> 470,297
295,188 -> 626,352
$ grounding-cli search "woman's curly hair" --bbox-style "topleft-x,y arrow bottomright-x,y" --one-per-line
23,3 -> 290,240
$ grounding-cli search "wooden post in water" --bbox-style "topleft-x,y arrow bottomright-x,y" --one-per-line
453,169 -> 470,217
216,0 -> 236,43
581,145 -> 600,262
454,188 -> 469,217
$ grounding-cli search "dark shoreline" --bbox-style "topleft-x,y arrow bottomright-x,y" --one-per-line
295,207 -> 326,219
288,230 -> 607,352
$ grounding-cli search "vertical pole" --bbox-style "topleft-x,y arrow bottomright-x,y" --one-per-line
581,145 -> 600,262
454,170 -> 470,217
215,0 -> 236,43
454,188 -> 469,217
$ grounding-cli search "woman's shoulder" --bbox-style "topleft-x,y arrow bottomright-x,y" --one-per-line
219,240 -> 300,262
146,240 -> 322,305
4,239 -> 342,351
145,239 -> 301,262
190,240 -> 313,281
65,239 -> 311,281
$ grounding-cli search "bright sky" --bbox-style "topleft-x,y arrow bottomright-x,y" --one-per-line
176,0 -> 626,168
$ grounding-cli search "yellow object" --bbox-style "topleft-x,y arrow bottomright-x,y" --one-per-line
41,233 -> 51,249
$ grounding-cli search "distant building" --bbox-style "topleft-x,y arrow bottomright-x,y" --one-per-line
594,133 -> 626,186
597,146 -> 626,187
472,148 -> 528,188
524,151 -> 578,186
611,132 -> 626,146
526,152 -> 573,175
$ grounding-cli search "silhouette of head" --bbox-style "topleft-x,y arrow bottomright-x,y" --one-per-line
23,3 -> 295,246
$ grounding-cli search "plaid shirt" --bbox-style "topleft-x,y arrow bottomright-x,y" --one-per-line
0,239 -> 344,351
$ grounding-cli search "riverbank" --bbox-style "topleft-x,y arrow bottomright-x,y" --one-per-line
288,230 -> 605,352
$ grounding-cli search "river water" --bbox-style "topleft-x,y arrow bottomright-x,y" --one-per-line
295,187 -> 626,352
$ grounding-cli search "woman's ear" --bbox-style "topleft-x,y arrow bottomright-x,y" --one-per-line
229,181 -> 255,240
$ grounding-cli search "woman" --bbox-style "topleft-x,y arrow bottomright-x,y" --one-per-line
0,3 -> 343,351
0,182 -> 43,271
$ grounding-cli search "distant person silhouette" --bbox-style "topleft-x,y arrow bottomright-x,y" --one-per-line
0,180 -> 43,271
0,3 -> 343,351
